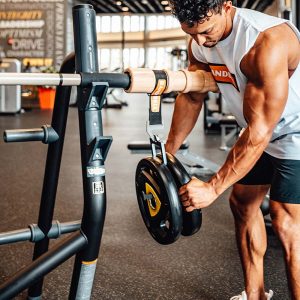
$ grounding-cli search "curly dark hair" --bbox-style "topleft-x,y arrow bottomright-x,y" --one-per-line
169,0 -> 225,27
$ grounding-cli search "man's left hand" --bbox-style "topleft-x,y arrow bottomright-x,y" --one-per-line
179,177 -> 218,211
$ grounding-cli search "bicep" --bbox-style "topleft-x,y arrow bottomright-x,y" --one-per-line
243,44 -> 289,135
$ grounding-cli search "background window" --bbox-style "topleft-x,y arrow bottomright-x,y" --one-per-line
157,16 -> 165,30
99,48 -> 110,70
110,49 -> 122,70
111,16 -> 121,32
171,17 -> 180,28
130,16 -> 140,32
139,16 -> 145,31
96,15 -> 101,32
101,16 -> 111,33
123,16 -> 131,32
147,16 -> 157,30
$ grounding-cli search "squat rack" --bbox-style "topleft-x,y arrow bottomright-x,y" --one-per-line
0,4 -> 216,300
0,5 -> 130,299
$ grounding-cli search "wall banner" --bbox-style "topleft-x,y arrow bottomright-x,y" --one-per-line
0,0 -> 66,67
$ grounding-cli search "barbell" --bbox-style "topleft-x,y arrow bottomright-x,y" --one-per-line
0,68 -> 218,94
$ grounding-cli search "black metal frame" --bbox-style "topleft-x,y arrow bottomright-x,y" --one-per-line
297,0 -> 300,30
0,4 -> 129,300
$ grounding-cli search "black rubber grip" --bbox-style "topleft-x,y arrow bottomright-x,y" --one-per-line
80,72 -> 130,89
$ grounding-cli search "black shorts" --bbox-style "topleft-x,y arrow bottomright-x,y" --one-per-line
238,152 -> 300,204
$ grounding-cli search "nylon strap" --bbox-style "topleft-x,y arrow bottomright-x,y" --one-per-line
149,70 -> 168,125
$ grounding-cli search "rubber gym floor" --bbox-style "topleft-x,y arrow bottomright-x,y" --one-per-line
0,92 -> 289,299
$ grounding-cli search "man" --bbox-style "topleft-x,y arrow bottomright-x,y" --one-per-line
165,1 -> 300,299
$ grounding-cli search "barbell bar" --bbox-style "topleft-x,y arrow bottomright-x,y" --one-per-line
0,68 -> 218,94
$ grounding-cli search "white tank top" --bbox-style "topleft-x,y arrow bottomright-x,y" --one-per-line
192,8 -> 300,159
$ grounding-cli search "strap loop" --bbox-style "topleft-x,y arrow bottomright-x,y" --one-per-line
148,70 -> 167,126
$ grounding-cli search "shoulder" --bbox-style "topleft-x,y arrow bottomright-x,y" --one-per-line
241,25 -> 290,82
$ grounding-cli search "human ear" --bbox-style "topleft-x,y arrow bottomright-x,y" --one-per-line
223,1 -> 233,14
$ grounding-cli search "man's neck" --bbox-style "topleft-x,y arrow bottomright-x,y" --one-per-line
221,7 -> 236,41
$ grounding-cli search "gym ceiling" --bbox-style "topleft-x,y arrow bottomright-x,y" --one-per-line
83,0 -> 275,14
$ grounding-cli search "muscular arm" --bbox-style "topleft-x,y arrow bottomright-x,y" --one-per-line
209,33 -> 289,196
166,40 -> 211,154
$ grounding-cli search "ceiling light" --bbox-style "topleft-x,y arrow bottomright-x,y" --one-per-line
164,6 -> 171,11
161,0 -> 169,5
122,6 -> 129,11
116,1 -> 122,5
141,0 -> 148,4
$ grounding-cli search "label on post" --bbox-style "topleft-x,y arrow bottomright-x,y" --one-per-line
92,181 -> 105,194
87,166 -> 105,177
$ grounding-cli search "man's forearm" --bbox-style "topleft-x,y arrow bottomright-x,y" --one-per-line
209,127 -> 272,196
166,92 -> 206,154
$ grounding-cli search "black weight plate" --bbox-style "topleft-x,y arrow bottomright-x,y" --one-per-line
159,153 -> 202,236
135,157 -> 182,245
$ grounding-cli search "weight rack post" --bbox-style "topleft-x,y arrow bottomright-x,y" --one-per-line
27,53 -> 76,300
69,5 -> 110,299
0,231 -> 87,300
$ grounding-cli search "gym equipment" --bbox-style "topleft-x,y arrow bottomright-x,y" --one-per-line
0,68 -> 218,94
103,68 -> 128,109
237,0 -> 275,11
170,48 -> 188,69
136,155 -> 183,245
104,88 -> 128,109
219,116 -> 240,151
125,67 -> 218,94
203,93 -> 240,150
127,140 -> 190,153
135,150 -> 202,244
134,70 -> 202,244
128,139 -> 220,179
0,5 -> 108,300
4,125 -> 59,144
0,4 -> 218,298
261,194 -> 270,216
0,58 -> 21,114
297,0 -> 300,30
162,153 -> 202,236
